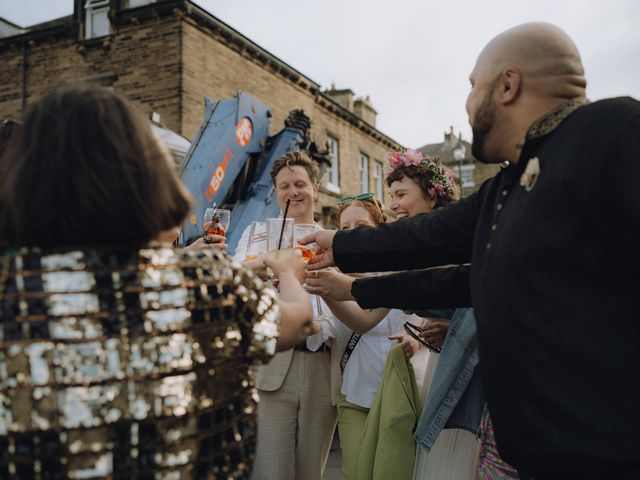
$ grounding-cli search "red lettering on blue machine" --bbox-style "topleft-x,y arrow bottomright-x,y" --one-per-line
204,148 -> 232,202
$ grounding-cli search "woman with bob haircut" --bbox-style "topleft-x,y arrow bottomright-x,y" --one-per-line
0,85 -> 313,479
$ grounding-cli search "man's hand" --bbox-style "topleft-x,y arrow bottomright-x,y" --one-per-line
299,230 -> 338,270
304,268 -> 355,301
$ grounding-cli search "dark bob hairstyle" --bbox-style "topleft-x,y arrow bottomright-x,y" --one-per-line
0,85 -> 192,248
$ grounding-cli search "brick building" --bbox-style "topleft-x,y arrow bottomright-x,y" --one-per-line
420,127 -> 500,197
0,0 -> 403,226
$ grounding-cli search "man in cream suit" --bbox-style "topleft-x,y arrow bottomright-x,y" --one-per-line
234,152 -> 338,480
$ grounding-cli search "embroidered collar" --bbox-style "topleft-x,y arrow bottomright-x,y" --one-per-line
526,97 -> 590,140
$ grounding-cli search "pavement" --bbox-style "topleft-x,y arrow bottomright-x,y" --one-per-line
323,433 -> 345,480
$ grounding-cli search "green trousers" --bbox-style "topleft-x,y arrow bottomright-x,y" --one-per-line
355,344 -> 421,480
337,394 -> 369,479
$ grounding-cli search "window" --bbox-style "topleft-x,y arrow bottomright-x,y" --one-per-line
374,161 -> 384,201
359,153 -> 369,193
84,0 -> 110,39
129,0 -> 156,7
326,135 -> 340,192
460,164 -> 476,188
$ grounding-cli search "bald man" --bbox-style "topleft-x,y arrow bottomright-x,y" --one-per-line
303,23 -> 640,479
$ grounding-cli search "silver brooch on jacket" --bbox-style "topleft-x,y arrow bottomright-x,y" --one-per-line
520,157 -> 540,192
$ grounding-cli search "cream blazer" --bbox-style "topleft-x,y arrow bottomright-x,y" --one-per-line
255,324 -> 341,406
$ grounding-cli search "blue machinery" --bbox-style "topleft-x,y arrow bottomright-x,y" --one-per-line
179,91 -> 329,253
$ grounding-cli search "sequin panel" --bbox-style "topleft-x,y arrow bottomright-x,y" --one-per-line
54,341 -> 122,384
59,385 -> 123,429
144,308 -> 191,332
26,342 -> 54,385
50,317 -> 104,339
0,392 -> 11,435
48,293 -> 100,316
0,247 -> 280,478
40,251 -> 85,271
140,247 -> 179,267
244,282 -> 280,362
42,271 -> 95,293
155,373 -> 196,417
139,287 -> 187,310
139,263 -> 184,290
68,452 -> 113,479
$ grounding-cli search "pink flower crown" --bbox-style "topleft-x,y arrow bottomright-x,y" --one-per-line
383,148 -> 424,175
384,149 -> 456,199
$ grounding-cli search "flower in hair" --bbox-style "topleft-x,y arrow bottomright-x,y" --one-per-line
384,148 -> 424,174
402,149 -> 424,166
444,169 -> 456,185
385,151 -> 404,169
384,149 -> 455,200
428,185 -> 445,198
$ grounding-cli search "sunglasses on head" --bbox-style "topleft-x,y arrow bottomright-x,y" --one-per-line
337,192 -> 376,205
403,321 -> 442,353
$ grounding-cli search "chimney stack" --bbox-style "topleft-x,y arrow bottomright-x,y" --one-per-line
353,96 -> 377,127
325,87 -> 355,112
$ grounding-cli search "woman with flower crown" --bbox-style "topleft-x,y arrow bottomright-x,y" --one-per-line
305,148 -> 487,479
382,150 -> 519,480
381,150 -> 483,480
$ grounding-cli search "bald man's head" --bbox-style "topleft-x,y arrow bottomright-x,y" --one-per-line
466,23 -> 587,164
474,22 -> 586,97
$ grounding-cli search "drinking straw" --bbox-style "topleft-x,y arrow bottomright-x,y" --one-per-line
277,199 -> 291,250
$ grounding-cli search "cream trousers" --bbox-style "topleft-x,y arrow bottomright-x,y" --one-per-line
251,350 -> 337,480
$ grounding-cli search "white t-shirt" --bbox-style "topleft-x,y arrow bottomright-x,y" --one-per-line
308,308 -> 422,409
232,224 -> 252,263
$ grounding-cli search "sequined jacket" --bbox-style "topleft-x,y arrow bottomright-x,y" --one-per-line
0,246 -> 280,479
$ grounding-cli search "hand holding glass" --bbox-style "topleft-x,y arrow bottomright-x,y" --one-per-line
294,223 -> 319,262
203,208 -> 230,243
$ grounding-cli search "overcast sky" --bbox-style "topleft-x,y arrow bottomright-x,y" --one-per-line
2,0 -> 639,147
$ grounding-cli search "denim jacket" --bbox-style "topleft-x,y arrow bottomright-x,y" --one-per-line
414,307 -> 485,450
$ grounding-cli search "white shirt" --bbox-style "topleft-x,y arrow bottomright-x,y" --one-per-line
232,224 -> 252,263
308,308 -> 422,409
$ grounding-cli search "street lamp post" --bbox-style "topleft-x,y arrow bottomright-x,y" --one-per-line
452,139 -> 466,196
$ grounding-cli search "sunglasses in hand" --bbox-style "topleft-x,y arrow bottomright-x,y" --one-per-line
403,321 -> 442,353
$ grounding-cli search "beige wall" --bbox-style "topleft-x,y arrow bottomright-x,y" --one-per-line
0,45 -> 23,118
0,11 -> 399,226
472,162 -> 500,193
0,17 -> 182,133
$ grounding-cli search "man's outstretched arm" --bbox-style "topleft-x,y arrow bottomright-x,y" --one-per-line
351,264 -> 472,310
